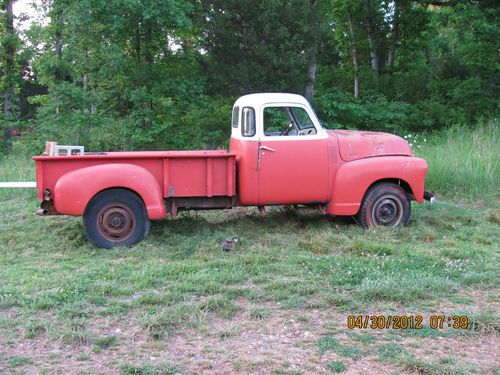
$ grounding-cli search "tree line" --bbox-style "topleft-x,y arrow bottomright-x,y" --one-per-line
0,0 -> 498,154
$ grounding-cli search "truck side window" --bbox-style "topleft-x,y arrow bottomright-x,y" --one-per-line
264,108 -> 289,136
263,106 -> 317,136
232,106 -> 239,128
241,107 -> 256,137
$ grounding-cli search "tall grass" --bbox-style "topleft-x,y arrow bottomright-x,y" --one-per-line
1,121 -> 498,201
0,150 -> 36,199
0,151 -> 34,182
417,119 -> 499,201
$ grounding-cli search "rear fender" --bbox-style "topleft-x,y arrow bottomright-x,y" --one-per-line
53,164 -> 166,219
327,156 -> 428,216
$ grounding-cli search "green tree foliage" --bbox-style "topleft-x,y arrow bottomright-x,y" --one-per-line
0,0 -> 21,154
4,0 -> 499,153
195,0 -> 321,96
30,0 -> 210,151
316,0 -> 499,132
424,2 -> 500,123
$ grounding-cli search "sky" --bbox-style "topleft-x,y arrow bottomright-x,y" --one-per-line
13,0 -> 47,32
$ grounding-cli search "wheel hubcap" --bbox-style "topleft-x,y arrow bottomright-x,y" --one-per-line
97,204 -> 136,242
371,194 -> 403,227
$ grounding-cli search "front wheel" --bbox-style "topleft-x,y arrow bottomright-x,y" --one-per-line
357,183 -> 411,228
83,189 -> 150,248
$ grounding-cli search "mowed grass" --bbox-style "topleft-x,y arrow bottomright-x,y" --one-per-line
0,124 -> 498,373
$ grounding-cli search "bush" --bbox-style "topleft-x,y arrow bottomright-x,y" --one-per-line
24,95 -> 233,153
314,90 -> 417,133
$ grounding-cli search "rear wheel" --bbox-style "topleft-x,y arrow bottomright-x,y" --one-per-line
358,183 -> 410,228
83,189 -> 150,248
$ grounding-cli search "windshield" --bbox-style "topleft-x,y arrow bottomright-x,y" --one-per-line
263,106 -> 318,136
290,107 -> 314,130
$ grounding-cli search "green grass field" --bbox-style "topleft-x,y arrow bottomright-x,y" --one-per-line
0,123 -> 498,374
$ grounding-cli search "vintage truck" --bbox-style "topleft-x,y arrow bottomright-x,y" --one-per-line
34,93 -> 433,248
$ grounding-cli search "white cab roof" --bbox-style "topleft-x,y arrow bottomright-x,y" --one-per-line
233,93 -> 310,108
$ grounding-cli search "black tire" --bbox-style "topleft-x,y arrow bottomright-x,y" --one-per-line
83,189 -> 150,249
357,183 -> 411,229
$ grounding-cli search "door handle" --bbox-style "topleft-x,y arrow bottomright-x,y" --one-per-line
259,145 -> 276,152
257,145 -> 275,170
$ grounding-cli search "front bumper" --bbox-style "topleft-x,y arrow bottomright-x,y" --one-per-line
423,191 -> 436,205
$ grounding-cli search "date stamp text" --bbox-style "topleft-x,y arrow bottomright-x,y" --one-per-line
347,315 -> 470,330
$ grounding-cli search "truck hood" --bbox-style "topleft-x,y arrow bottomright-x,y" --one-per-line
327,129 -> 412,162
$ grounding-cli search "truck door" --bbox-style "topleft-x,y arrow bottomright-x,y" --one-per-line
258,106 -> 329,205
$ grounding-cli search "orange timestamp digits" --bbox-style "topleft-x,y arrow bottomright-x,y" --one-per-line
428,315 -> 469,329
347,315 -> 470,330
347,315 -> 424,329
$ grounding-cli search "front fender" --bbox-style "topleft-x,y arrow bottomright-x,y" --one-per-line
326,156 -> 428,216
54,164 -> 166,219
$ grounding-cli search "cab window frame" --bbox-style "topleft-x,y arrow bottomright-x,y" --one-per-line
231,106 -> 240,128
241,107 -> 256,137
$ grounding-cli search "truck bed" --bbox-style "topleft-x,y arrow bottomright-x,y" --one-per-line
34,150 -> 236,204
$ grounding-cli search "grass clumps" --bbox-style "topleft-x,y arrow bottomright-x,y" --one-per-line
403,356 -> 476,375
198,296 -> 239,318
317,336 -> 339,353
92,335 -> 117,353
249,307 -> 273,320
24,320 -> 47,339
140,297 -> 239,339
343,240 -> 395,256
120,361 -> 181,375
327,360 -> 345,373
346,331 -> 376,344
377,343 -> 477,374
360,271 -> 456,302
317,336 -> 364,359
378,342 -> 412,363
8,356 -> 32,368
486,211 -> 500,225
459,308 -> 499,333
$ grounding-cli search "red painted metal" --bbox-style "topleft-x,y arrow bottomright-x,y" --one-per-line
257,138 -> 329,205
162,155 -> 234,198
325,155 -> 428,216
52,163 -> 165,219
34,134 -> 426,218
34,150 -> 236,219
228,128 -> 421,211
33,94 -> 429,229
229,138 -> 259,205
333,130 -> 412,162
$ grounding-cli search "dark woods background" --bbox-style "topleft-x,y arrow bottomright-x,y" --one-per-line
0,0 -> 498,154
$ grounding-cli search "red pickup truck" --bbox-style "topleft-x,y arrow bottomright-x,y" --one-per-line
34,93 -> 433,248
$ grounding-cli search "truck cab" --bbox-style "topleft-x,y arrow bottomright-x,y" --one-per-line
230,93 -> 332,206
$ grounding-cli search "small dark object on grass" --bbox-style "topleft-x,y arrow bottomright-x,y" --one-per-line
218,237 -> 240,251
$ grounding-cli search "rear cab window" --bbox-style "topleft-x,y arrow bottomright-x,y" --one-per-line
241,107 -> 256,137
232,106 -> 240,128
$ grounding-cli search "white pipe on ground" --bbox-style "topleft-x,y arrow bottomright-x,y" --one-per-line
0,182 -> 37,188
